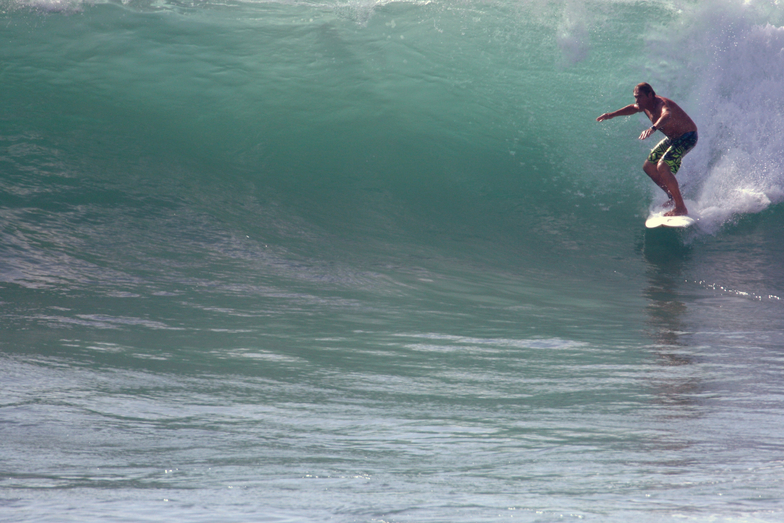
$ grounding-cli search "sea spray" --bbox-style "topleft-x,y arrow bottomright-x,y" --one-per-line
640,0 -> 784,233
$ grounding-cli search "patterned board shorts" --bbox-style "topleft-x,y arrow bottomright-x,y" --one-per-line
647,131 -> 698,174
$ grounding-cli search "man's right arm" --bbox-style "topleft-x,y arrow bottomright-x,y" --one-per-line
596,104 -> 640,122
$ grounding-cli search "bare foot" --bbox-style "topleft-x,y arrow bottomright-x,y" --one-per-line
663,207 -> 688,217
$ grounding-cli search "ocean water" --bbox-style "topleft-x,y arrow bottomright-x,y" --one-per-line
2,0 -> 784,521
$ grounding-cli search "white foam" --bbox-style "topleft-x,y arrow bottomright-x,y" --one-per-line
647,1 -> 784,233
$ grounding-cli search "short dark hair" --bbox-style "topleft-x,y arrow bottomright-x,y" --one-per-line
636,82 -> 656,97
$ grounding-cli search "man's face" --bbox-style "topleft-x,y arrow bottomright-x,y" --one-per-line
633,88 -> 651,107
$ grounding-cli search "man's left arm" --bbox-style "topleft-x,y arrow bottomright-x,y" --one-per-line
639,107 -> 670,140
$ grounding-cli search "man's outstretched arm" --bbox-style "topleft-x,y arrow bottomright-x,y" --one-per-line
596,104 -> 640,122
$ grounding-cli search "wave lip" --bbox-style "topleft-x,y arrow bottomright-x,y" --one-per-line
11,0 -> 85,12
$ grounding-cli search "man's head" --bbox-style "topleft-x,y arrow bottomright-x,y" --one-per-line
635,83 -> 655,97
633,82 -> 656,108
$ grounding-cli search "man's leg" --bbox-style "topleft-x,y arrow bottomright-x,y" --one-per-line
643,160 -> 688,216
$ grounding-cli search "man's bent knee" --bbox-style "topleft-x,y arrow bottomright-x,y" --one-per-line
656,160 -> 675,176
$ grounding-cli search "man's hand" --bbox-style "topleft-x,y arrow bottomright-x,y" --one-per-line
639,127 -> 656,140
596,113 -> 612,122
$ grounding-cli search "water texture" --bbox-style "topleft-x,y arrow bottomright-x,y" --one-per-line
2,0 -> 784,521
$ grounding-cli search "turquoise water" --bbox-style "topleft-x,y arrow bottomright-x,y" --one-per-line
3,0 -> 784,521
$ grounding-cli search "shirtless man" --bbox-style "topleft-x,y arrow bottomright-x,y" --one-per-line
597,82 -> 698,216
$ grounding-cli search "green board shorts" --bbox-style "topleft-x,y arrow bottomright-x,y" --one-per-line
647,131 -> 698,174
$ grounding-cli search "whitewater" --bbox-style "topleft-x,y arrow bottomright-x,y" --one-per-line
3,0 -> 784,521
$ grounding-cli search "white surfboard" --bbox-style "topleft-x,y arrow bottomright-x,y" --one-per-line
645,201 -> 697,228
645,213 -> 695,228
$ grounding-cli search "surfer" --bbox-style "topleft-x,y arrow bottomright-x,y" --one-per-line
596,82 -> 698,216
